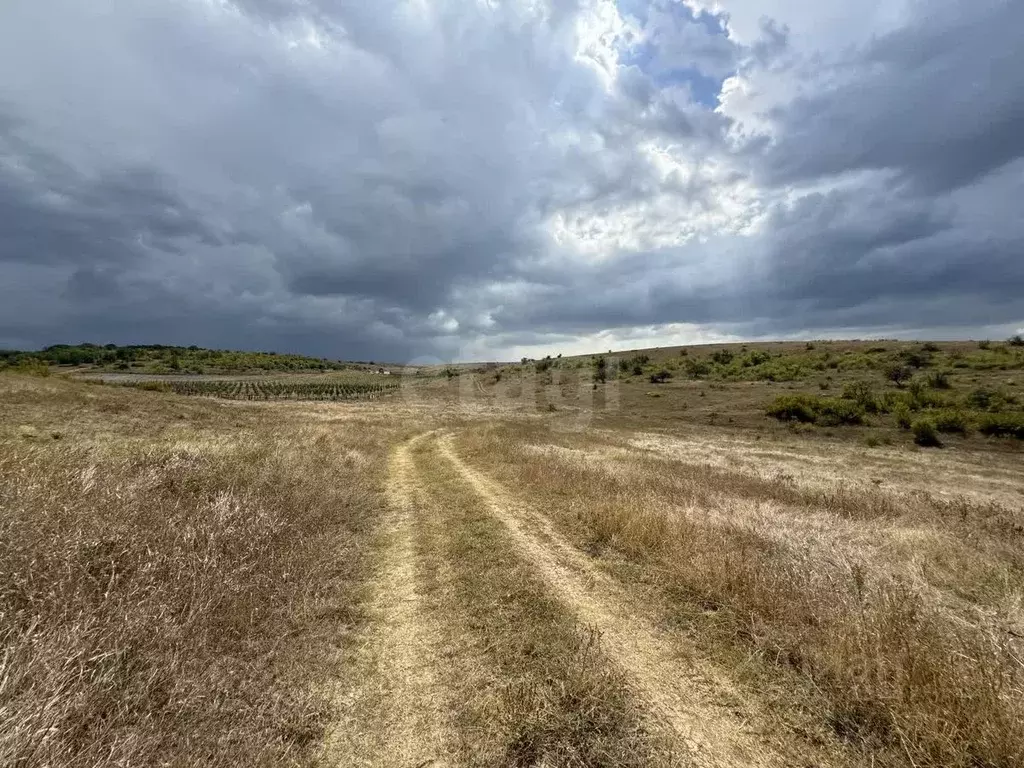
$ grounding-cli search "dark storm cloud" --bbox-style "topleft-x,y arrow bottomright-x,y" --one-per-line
0,0 -> 1021,360
0,152 -> 224,268
482,172 -> 1024,340
760,0 -> 1024,194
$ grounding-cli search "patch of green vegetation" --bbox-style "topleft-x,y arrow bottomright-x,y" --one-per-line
977,412 -> 1024,439
617,354 -> 650,377
766,395 -> 866,426
671,341 -> 1024,386
123,378 -> 399,401
932,409 -> 969,435
0,343 -> 354,374
912,418 -> 942,447
764,360 -> 1023,441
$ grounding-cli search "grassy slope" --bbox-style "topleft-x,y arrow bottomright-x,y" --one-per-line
453,419 -> 1024,767
0,375 -> 393,766
421,339 -> 1024,450
4,336 -> 1023,767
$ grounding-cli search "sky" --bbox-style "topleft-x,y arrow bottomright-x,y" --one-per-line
1,0 -> 1022,363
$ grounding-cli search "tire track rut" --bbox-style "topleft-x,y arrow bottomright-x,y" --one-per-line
435,432 -> 784,768
327,432 -> 450,767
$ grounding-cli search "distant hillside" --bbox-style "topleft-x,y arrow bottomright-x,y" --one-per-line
0,343 -> 362,375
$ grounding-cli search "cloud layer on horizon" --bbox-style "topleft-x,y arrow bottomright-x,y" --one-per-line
1,0 -> 1022,361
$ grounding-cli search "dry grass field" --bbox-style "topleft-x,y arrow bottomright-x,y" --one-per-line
2,339 -> 1022,767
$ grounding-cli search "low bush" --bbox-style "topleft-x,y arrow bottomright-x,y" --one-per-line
684,360 -> 712,379
966,387 -> 1015,411
766,395 -> 864,426
5,359 -> 51,377
893,404 -> 913,430
741,350 -> 772,367
618,354 -> 649,375
885,363 -> 912,387
977,412 -> 1024,439
766,395 -> 818,423
842,381 -> 878,412
814,398 -> 866,427
899,349 -> 934,369
877,391 -> 916,414
933,410 -> 969,434
912,418 -> 942,447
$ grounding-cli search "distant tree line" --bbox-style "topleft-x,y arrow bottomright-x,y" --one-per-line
0,343 -> 354,374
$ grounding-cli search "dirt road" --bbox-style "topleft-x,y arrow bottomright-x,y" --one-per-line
325,430 -> 819,767
326,432 -> 452,767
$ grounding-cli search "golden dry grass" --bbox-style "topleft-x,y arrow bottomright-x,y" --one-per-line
453,419 -> 1024,767
0,375 -> 394,767
4,367 -> 1023,768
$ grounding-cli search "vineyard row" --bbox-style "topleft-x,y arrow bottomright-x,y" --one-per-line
128,379 -> 400,401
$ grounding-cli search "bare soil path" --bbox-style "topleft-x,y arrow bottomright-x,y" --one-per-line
434,432 -> 788,768
325,432 -> 452,767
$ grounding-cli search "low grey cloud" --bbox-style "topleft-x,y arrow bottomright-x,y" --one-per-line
759,0 -> 1024,194
0,0 -> 1021,361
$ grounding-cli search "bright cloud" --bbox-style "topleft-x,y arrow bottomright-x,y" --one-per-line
0,0 -> 1021,360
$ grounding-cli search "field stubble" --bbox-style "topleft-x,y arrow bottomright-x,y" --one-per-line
0,375 -> 402,766
454,419 -> 1024,767
3,369 -> 1024,768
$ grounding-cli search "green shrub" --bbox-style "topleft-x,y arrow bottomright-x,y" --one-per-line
1009,334 -> 1024,347
619,354 -> 649,374
8,358 -> 51,377
899,349 -> 933,369
912,419 -> 942,447
885,363 -> 912,387
965,387 -> 1013,411
766,395 -> 864,426
977,413 -> 1024,439
926,370 -> 952,389
710,349 -> 734,365
933,410 -> 969,434
684,360 -> 712,379
814,398 -> 866,426
893,404 -> 913,429
741,350 -> 771,367
842,381 -> 877,412
877,391 -> 916,414
907,377 -> 927,401
766,395 -> 817,423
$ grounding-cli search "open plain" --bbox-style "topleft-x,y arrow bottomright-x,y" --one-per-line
2,340 -> 1023,767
